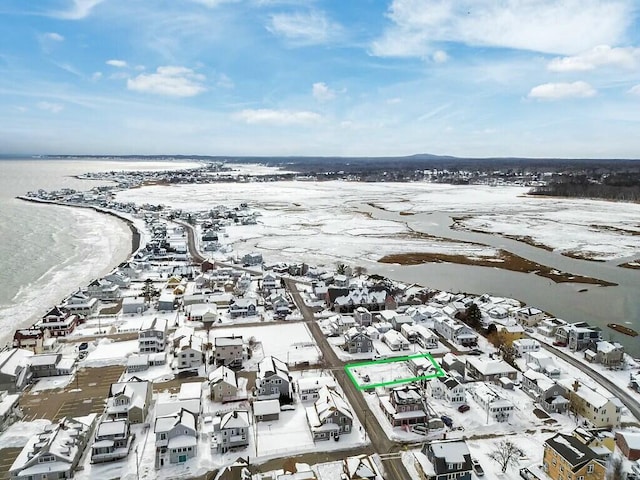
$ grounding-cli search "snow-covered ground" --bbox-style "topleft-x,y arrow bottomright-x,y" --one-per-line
115,181 -> 640,264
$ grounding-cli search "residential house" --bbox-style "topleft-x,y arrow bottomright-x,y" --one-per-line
427,375 -> 466,405
104,272 -> 131,288
383,330 -> 410,351
469,383 -> 514,423
495,324 -> 526,345
212,410 -> 250,453
413,325 -> 439,350
176,334 -> 204,371
515,306 -> 546,326
297,376 -> 336,402
214,336 -> 243,368
584,341 -> 624,368
242,252 -> 263,266
256,356 -> 292,402
543,433 -> 606,480
414,440 -> 473,480
433,315 -> 478,347
572,427 -> 615,458
121,296 -> 147,315
354,307 -> 372,327
267,291 -> 291,318
391,314 -> 414,332
9,414 -> 97,480
36,306 -> 78,337
525,351 -> 561,378
188,303 -> 218,326
342,455 -> 384,480
91,419 -> 133,464
87,278 -> 121,301
333,274 -> 350,288
440,353 -> 465,377
556,323 -> 602,351
0,348 -> 33,393
305,385 -> 353,440
262,271 -> 278,291
12,328 -> 49,354
559,379 -> 622,428
65,290 -> 99,316
616,431 -> 640,461
229,298 -> 258,318
106,378 -> 152,424
522,369 -> 569,414
253,399 -> 280,422
379,385 -> 427,427
335,315 -> 356,334
157,292 -> 175,311
155,408 -> 198,466
30,354 -> 75,378
0,391 -> 20,432
209,365 -> 239,402
512,338 -> 541,357
537,317 -> 566,338
343,327 -> 374,354
138,317 -> 168,353
465,357 -> 518,384
327,287 -> 388,314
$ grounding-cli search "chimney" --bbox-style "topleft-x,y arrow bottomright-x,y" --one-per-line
233,411 -> 238,418
572,380 -> 580,392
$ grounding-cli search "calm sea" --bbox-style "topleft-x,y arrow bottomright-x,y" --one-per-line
0,158 -> 198,348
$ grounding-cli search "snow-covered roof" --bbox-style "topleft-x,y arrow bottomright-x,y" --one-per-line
430,440 -> 470,464
297,376 -> 336,392
0,348 -> 33,376
466,356 -> 517,376
253,399 -> 280,416
209,365 -> 237,387
220,410 -> 249,429
140,316 -> 167,332
558,379 -> 612,409
215,336 -> 242,347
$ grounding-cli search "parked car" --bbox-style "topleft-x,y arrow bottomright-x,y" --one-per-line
78,342 -> 88,351
440,415 -> 453,428
467,349 -> 482,356
458,404 -> 470,413
552,341 -> 567,347
472,458 -> 484,477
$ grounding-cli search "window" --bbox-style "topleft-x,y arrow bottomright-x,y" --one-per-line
587,465 -> 593,473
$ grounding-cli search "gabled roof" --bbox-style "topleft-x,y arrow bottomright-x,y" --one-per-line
257,355 -> 289,380
545,433 -> 600,471
155,408 -> 197,434
220,410 -> 249,429
209,365 -> 237,388
425,440 -> 472,474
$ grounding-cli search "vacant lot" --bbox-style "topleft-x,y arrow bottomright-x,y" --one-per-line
21,365 -> 124,423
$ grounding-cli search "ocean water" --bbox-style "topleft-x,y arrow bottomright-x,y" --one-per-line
0,158 -> 199,348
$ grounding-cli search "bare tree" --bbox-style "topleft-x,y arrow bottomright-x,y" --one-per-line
607,455 -> 626,480
488,439 -> 523,473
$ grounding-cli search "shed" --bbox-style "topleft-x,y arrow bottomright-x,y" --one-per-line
253,399 -> 280,422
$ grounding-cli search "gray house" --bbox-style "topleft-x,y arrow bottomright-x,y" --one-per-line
343,327 -> 374,354
214,336 -> 243,368
305,385 -> 353,441
0,348 -> 33,393
417,440 -> 473,480
213,410 -> 250,453
522,369 -> 569,413
256,356 -> 292,402
91,419 -> 134,464
138,317 -> 167,353
155,408 -> 198,466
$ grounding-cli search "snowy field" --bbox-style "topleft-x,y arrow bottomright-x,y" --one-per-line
115,181 -> 640,265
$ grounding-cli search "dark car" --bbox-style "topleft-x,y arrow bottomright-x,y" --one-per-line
78,342 -> 88,351
458,404 -> 470,413
440,415 -> 453,428
552,341 -> 567,347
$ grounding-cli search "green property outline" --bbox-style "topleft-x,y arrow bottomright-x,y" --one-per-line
344,352 -> 445,390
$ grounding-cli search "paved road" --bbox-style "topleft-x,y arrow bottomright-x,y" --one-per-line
285,278 -> 411,480
539,341 -> 640,422
180,219 -> 414,478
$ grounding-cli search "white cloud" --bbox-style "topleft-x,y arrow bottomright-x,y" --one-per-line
629,85 -> 640,96
44,32 -> 64,42
127,66 -> 206,97
267,11 -> 342,45
92,72 -> 103,81
548,45 -> 640,72
233,109 -> 322,125
312,82 -> 336,101
37,101 -> 64,113
432,50 -> 449,63
372,0 -> 633,57
106,59 -> 128,68
56,0 -> 105,20
216,73 -> 234,89
528,81 -> 596,100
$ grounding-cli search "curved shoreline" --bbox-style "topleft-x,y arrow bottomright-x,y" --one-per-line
17,196 -> 141,255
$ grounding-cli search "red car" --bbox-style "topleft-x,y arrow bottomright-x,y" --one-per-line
552,341 -> 567,347
458,404 -> 470,413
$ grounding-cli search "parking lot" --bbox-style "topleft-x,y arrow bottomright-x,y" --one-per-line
21,365 -> 124,423
0,447 -> 22,479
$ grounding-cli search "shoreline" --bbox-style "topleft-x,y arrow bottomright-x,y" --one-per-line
17,196 -> 141,255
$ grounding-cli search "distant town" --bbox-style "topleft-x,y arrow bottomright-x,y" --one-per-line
1,160 -> 640,480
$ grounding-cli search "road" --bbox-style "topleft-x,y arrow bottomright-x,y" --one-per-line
540,341 -> 640,421
285,278 -> 411,480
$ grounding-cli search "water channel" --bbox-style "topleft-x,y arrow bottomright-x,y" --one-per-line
357,204 -> 640,357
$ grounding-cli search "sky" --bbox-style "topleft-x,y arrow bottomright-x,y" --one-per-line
1,0 -> 639,158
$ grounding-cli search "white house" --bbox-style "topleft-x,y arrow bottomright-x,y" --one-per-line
512,338 -> 541,357
469,383 -> 514,423
515,306 -> 546,326
155,408 -> 198,466
139,317 -> 167,353
212,410 -> 250,453
428,375 -> 466,405
297,376 -> 337,402
383,330 -> 410,351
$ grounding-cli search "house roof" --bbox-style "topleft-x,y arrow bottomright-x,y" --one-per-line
466,357 -> 517,376
253,399 -> 280,416
313,385 -> 352,423
155,408 -> 197,434
215,336 -> 243,347
425,440 -> 472,474
257,355 -> 289,380
220,410 -> 249,429
617,431 -> 640,450
0,349 -> 33,376
209,365 -> 238,388
140,316 -> 167,332
545,433 -> 600,471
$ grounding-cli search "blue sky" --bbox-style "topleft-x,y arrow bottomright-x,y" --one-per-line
1,0 -> 639,157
